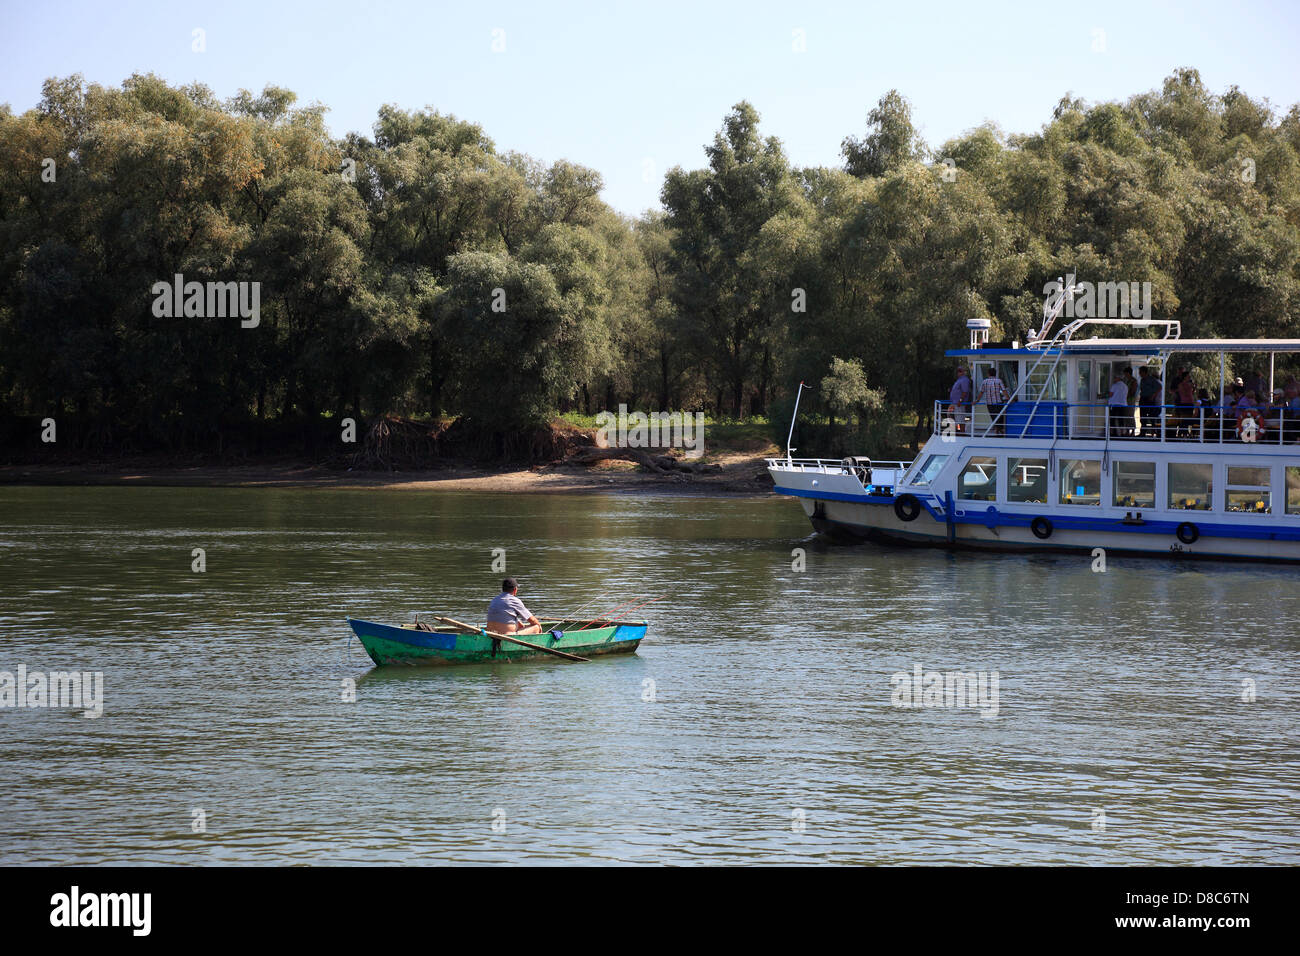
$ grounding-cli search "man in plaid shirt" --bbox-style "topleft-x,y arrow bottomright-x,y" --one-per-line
976,370 -> 1010,435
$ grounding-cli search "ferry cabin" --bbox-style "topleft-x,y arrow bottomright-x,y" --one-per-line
769,325 -> 1300,562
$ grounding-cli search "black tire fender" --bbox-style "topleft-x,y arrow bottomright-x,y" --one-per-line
1176,521 -> 1199,545
1031,516 -> 1053,539
894,493 -> 922,522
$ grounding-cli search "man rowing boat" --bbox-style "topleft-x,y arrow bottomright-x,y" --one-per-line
486,577 -> 543,635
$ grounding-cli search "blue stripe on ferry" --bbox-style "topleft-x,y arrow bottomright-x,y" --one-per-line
956,511 -> 1300,541
773,486 -> 895,504
773,487 -> 1300,541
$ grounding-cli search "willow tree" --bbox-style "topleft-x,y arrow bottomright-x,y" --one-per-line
662,101 -> 802,416
842,89 -> 928,179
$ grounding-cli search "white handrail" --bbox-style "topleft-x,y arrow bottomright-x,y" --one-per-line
766,457 -> 912,471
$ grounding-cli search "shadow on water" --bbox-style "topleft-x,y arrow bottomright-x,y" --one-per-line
353,651 -> 648,687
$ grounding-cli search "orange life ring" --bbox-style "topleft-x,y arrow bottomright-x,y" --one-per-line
1236,407 -> 1266,441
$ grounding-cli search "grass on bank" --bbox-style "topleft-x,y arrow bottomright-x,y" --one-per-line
555,410 -> 924,461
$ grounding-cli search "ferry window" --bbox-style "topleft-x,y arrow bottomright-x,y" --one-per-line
1028,365 -> 1066,402
1226,466 -> 1271,514
911,454 -> 949,487
998,361 -> 1020,399
1007,457 -> 1047,503
1113,461 -> 1156,508
1167,462 -> 1212,511
1059,459 -> 1101,505
958,456 -> 997,501
972,361 -> 1019,399
1288,467 -> 1300,515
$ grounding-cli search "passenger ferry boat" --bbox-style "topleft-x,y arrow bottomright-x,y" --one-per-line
769,296 -> 1300,562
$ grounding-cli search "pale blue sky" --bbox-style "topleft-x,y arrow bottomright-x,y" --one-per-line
3,0 -> 1299,216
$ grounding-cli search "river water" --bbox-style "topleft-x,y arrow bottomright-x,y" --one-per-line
0,485 -> 1296,864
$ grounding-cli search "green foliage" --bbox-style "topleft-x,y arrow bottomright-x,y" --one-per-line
821,357 -> 883,419
436,251 -> 565,429
661,101 -> 803,416
843,90 -> 927,178
2,69 -> 1299,463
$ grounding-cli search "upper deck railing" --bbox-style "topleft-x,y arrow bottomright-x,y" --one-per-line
934,400 -> 1300,447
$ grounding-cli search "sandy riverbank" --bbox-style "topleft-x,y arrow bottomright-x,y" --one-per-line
0,450 -> 777,496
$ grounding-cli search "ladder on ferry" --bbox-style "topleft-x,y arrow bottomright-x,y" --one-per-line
986,278 -> 1074,439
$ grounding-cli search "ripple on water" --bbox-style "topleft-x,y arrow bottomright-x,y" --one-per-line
0,486 -> 1297,864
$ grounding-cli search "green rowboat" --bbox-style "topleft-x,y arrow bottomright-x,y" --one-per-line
347,617 -> 648,667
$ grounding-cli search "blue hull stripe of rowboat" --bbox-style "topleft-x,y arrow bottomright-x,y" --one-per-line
347,619 -> 459,650
773,486 -> 1300,541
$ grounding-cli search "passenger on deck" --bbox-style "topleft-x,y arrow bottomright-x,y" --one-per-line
1266,389 -> 1285,436
948,366 -> 972,434
1138,365 -> 1162,438
1191,387 -> 1212,439
1217,383 -> 1245,440
1175,369 -> 1196,437
1207,385 -> 1226,440
1122,369 -> 1138,436
1233,390 -> 1264,443
1105,376 -> 1129,438
975,368 -> 1009,435
486,578 -> 543,635
1112,369 -> 1133,437
1286,383 -> 1300,443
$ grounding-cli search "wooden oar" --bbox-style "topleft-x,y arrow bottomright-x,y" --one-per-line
431,616 -> 590,663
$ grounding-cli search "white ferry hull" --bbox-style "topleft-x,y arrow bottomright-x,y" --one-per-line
795,494 -> 1300,562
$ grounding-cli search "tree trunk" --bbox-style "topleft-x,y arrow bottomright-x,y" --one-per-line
756,346 -> 772,416
566,446 -> 675,472
428,338 -> 443,418
659,348 -> 670,411
304,398 -> 318,454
